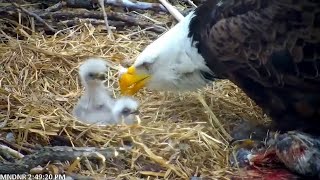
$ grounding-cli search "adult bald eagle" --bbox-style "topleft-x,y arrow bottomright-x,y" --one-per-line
119,0 -> 320,177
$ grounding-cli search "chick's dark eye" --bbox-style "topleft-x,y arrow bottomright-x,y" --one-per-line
121,108 -> 131,115
142,62 -> 152,71
88,73 -> 94,77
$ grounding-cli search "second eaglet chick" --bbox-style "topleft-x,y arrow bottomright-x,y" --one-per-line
73,58 -> 139,125
112,96 -> 139,125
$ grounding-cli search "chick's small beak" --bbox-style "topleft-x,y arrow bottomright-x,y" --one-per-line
131,109 -> 140,115
119,66 -> 150,95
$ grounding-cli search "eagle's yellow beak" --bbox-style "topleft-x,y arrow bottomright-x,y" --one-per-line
119,66 -> 150,95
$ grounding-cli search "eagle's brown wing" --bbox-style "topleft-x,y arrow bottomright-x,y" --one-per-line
193,0 -> 320,134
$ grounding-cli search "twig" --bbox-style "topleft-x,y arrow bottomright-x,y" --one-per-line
196,94 -> 232,141
45,1 -> 66,12
181,7 -> 196,16
0,146 -> 123,173
58,19 -> 120,29
158,0 -> 184,21
0,138 -> 33,154
11,3 -> 57,33
0,144 -> 24,159
133,139 -> 188,179
181,0 -> 205,5
187,0 -> 197,7
66,173 -> 97,180
98,0 -> 114,40
40,11 -> 166,33
0,4 -> 16,14
132,11 -> 163,24
104,0 -> 167,12
66,0 -> 167,12
58,18 -> 165,33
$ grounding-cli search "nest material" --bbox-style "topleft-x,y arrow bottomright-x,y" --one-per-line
0,17 -> 269,179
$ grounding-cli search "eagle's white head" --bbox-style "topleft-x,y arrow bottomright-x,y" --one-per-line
119,12 -> 213,95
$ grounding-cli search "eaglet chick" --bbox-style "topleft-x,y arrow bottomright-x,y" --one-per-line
72,58 -> 139,125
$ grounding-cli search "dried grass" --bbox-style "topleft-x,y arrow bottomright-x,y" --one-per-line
0,15 -> 269,179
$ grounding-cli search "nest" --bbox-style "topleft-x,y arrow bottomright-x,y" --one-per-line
0,13 -> 269,179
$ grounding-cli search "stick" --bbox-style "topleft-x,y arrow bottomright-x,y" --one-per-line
158,0 -> 184,21
0,139 -> 34,155
181,0 -> 205,5
181,7 -> 196,16
11,3 -> 57,33
187,0 -> 197,7
104,0 -> 167,12
66,173 -> 97,180
0,146 -> 123,173
66,0 -> 167,12
0,144 -> 24,159
45,2 -> 66,12
58,19 -> 121,29
196,94 -> 232,141
57,18 -> 165,33
41,11 -> 166,33
0,5 -> 15,14
98,0 -> 114,40
133,139 -> 188,179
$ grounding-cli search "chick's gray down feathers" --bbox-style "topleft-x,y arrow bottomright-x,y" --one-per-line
73,58 -> 139,125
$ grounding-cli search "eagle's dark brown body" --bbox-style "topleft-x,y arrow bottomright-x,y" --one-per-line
189,0 -> 320,136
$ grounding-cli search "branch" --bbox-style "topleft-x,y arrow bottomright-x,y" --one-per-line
40,11 -> 166,33
0,5 -> 15,14
180,0 -> 206,5
98,0 -> 114,40
0,146 -> 123,174
11,3 -> 57,33
66,173 -> 97,180
0,139 -> 34,155
65,0 -> 167,12
181,7 -> 196,16
0,144 -> 24,159
57,19 -> 123,29
44,2 -> 66,12
158,0 -> 184,21
104,0 -> 167,12
186,0 -> 197,7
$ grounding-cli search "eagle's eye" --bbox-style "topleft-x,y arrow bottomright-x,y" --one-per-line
141,62 -> 152,71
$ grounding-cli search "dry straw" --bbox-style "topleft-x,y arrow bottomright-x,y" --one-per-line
0,16 -> 268,179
